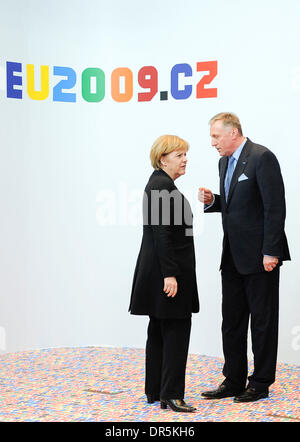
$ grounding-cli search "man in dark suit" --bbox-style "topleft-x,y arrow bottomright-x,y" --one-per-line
198,112 -> 290,402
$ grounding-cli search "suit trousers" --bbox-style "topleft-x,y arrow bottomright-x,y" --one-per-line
221,246 -> 280,392
145,316 -> 191,400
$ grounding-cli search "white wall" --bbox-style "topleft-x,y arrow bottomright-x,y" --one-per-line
0,0 -> 299,365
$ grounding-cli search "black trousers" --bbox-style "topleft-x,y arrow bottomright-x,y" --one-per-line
145,316 -> 191,400
221,247 -> 280,392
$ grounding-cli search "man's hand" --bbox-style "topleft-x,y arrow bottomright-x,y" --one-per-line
163,276 -> 178,298
198,187 -> 214,205
263,256 -> 279,272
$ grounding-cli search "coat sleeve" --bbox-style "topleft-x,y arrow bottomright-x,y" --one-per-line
256,150 -> 287,257
151,223 -> 181,278
147,181 -> 181,278
204,157 -> 222,213
204,194 -> 221,212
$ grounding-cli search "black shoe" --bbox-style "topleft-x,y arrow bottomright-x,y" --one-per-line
146,394 -> 160,404
234,387 -> 268,403
201,384 -> 244,399
160,399 -> 196,412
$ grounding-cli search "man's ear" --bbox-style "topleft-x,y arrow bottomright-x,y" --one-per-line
232,127 -> 239,138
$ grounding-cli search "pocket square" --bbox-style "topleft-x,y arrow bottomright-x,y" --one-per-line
238,173 -> 248,182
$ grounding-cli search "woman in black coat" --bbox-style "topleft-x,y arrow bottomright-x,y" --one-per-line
129,135 -> 199,412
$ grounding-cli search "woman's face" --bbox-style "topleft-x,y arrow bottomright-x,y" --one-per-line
160,148 -> 188,180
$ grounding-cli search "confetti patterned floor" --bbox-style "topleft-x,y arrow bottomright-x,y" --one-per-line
0,346 -> 299,422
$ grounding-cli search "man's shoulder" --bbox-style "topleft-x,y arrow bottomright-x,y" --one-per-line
247,138 -> 268,152
246,139 -> 276,160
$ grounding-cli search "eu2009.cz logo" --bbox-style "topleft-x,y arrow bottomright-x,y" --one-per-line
4,60 -> 217,103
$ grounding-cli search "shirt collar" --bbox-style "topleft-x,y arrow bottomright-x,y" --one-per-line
232,138 -> 247,162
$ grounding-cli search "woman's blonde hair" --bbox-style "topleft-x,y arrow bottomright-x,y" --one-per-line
150,134 -> 189,170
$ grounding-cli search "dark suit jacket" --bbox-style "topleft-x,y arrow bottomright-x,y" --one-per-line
129,169 -> 199,318
205,138 -> 290,274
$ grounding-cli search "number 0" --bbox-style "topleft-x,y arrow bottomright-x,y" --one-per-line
111,68 -> 133,102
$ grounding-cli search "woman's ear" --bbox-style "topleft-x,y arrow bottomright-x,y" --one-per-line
160,158 -> 167,167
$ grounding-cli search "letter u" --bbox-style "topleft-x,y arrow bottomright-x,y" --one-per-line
27,64 -> 49,100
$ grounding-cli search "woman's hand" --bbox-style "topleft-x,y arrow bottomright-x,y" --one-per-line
163,276 -> 178,298
263,256 -> 278,272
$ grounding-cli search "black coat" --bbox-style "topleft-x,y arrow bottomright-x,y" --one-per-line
129,169 -> 199,318
205,138 -> 291,274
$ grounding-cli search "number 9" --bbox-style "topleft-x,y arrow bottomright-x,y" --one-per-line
138,66 -> 158,102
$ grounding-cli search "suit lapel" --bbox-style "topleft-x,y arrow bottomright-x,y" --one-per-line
226,139 -> 251,205
219,157 -> 228,201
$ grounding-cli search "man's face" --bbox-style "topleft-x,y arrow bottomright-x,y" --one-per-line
210,120 -> 236,156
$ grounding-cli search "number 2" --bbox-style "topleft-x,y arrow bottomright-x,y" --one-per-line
53,66 -> 76,102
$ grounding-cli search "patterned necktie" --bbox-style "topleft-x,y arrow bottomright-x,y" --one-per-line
224,155 -> 235,201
